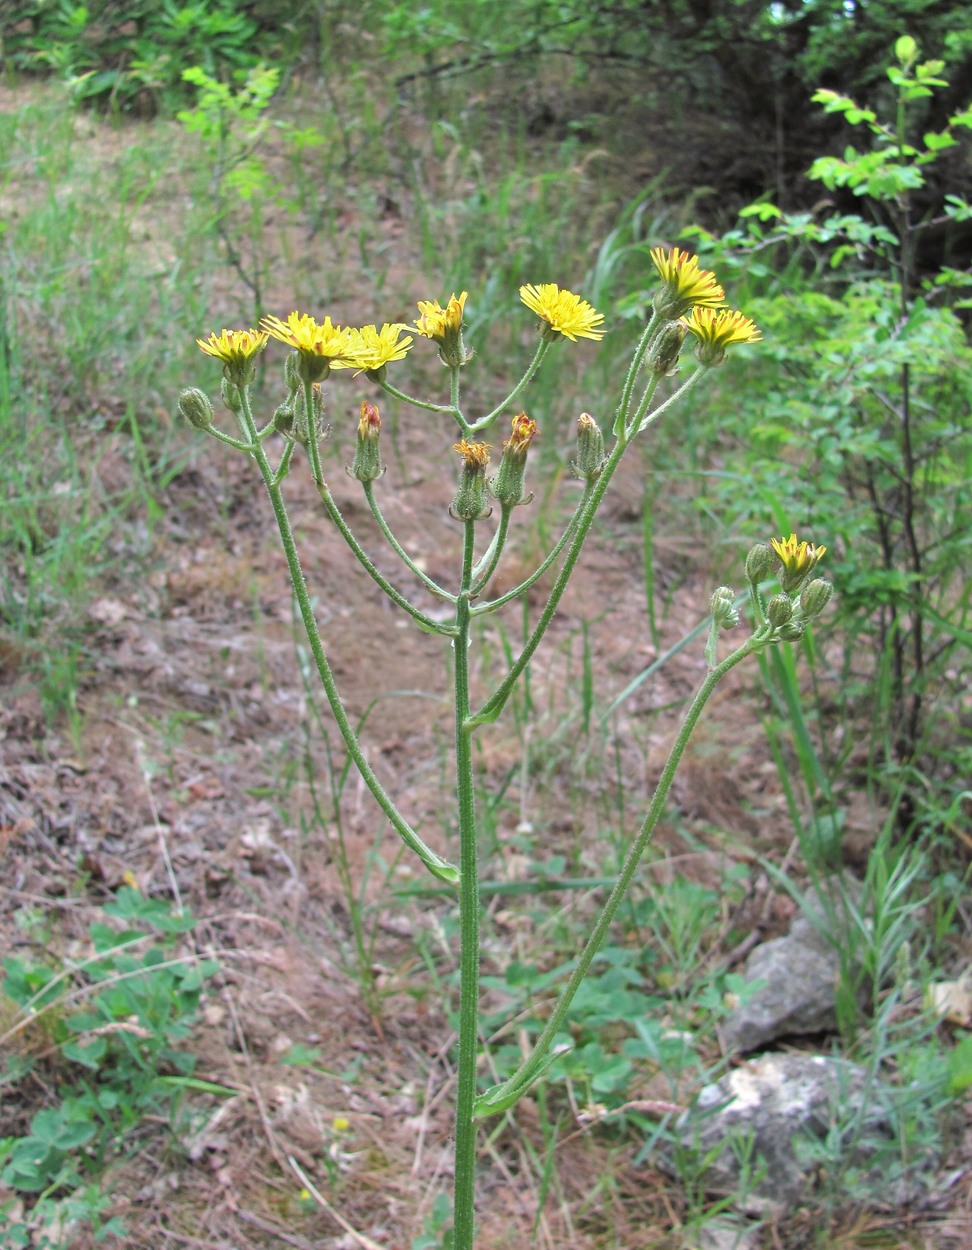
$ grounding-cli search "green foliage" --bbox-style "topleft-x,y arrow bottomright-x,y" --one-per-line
4,0 -> 263,113
675,38 -> 972,832
177,62 -> 325,318
0,890 -> 218,1244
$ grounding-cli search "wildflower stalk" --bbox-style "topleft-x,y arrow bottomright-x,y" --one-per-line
469,432 -> 629,728
362,481 -> 457,603
470,506 -> 510,595
301,380 -> 455,637
473,338 -> 550,432
185,258 -> 790,1250
453,520 -> 481,1250
236,385 -> 459,886
472,483 -> 593,615
475,629 -> 769,1118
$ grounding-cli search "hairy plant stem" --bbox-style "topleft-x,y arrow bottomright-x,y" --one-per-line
453,520 -> 480,1250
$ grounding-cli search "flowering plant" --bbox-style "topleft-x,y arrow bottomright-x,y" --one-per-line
182,247 -> 830,1248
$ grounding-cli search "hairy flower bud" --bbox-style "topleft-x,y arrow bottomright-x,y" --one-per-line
646,321 -> 687,376
178,387 -> 214,430
490,412 -> 537,507
348,401 -> 384,482
777,619 -> 806,642
284,351 -> 301,392
767,593 -> 795,629
571,412 -> 606,481
450,439 -> 492,521
710,586 -> 739,630
800,578 -> 834,620
273,402 -> 295,437
745,543 -> 776,586
220,376 -> 243,413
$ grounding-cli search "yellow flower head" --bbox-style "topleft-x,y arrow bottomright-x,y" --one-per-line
453,438 -> 491,469
519,283 -> 605,342
771,533 -> 827,592
680,306 -> 761,366
335,323 -> 414,375
649,247 -> 725,317
196,328 -> 268,381
260,311 -> 352,380
414,291 -> 468,342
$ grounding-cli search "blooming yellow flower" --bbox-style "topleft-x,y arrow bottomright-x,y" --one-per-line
260,311 -> 352,379
771,533 -> 827,593
680,306 -> 761,365
770,533 -> 827,577
649,247 -> 725,315
334,323 -> 413,374
196,327 -> 268,367
414,292 -> 467,342
519,283 -> 605,342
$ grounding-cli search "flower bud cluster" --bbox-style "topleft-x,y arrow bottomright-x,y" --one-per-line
741,536 -> 834,641
710,586 -> 739,630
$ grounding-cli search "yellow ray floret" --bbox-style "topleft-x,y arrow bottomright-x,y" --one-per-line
196,327 -> 268,365
260,311 -> 352,359
519,283 -> 605,342
334,323 -> 414,373
770,533 -> 827,576
649,247 -> 726,310
414,292 -> 467,341
681,306 -> 762,360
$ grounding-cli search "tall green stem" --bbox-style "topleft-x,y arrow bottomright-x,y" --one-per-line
453,521 -> 481,1250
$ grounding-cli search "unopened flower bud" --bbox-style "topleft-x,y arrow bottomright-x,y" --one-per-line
572,413 -> 606,481
178,387 -> 214,430
310,382 -> 325,424
490,412 -> 537,507
767,593 -> 794,628
710,586 -> 739,630
220,376 -> 243,413
777,620 -> 805,642
646,321 -> 687,375
745,543 -> 776,585
450,439 -> 492,521
273,403 -> 295,436
284,351 -> 301,392
348,401 -> 384,482
800,578 -> 834,620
